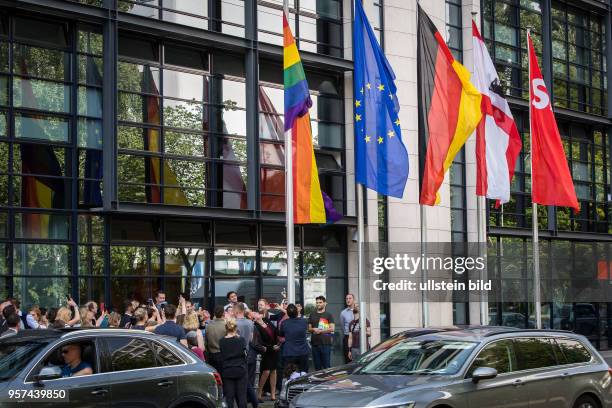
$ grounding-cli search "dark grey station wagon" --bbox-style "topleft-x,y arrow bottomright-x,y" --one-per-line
0,329 -> 223,408
290,328 -> 612,408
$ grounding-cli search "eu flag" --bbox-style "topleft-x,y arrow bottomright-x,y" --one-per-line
353,0 -> 409,198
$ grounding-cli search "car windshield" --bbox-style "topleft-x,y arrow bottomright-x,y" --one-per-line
0,339 -> 52,381
357,334 -> 409,364
359,339 -> 477,375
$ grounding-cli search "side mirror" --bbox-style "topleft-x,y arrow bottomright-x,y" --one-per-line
471,367 -> 498,384
33,366 -> 62,386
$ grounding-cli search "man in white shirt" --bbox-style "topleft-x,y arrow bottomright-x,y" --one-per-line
340,293 -> 356,363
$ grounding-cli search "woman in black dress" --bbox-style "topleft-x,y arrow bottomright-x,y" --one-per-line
254,310 -> 280,401
219,318 -> 248,408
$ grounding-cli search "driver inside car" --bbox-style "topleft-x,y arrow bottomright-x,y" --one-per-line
60,343 -> 93,378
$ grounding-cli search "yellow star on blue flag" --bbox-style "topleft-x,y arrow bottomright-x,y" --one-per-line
353,0 -> 408,198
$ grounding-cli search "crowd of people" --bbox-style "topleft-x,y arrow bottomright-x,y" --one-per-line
0,291 -> 371,408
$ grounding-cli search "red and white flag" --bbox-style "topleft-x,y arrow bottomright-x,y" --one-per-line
528,32 -> 579,211
472,21 -> 522,204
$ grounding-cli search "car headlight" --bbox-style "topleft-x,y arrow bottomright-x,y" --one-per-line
281,382 -> 288,401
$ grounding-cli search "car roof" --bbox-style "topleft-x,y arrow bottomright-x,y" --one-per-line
58,328 -> 157,337
0,328 -> 161,343
410,327 -> 578,342
0,329 -> 63,343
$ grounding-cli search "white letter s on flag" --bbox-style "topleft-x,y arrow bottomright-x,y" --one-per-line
531,78 -> 549,110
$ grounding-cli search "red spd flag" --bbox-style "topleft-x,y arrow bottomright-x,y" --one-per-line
528,33 -> 579,212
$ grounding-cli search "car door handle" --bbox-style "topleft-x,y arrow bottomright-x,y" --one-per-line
562,372 -> 572,378
512,379 -> 525,386
157,380 -> 174,387
91,388 -> 108,396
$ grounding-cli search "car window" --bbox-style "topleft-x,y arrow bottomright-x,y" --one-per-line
33,340 -> 97,380
0,340 -> 51,381
514,338 -> 557,370
555,339 -> 592,365
357,334 -> 407,364
467,340 -> 515,377
359,340 -> 476,375
106,337 -> 156,372
152,342 -> 183,366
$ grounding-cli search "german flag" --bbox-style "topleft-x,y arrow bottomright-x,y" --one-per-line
417,6 -> 482,205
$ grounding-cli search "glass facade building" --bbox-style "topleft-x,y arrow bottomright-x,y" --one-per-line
0,0 -> 351,331
482,0 -> 611,350
0,0 -> 610,354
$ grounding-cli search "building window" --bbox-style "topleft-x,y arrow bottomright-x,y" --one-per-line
450,149 -> 467,242
489,112 -> 609,233
117,35 -> 247,209
556,125 -> 609,233
489,112 -> 548,229
551,2 -> 607,115
0,14 -> 105,305
446,0 -> 469,325
482,0 -> 543,99
257,0 -> 343,57
488,236 -> 612,348
258,62 -> 345,213
117,0 -> 246,37
446,0 -> 463,61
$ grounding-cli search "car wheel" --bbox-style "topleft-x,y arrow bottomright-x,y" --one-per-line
573,395 -> 600,408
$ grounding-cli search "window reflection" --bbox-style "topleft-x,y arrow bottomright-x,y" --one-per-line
111,277 -> 153,305
78,246 -> 104,275
78,276 -> 105,306
257,0 -> 341,57
257,78 -> 344,213
263,278 -> 300,304
118,1 -> 159,19
13,244 -> 71,275
118,41 -> 246,208
13,276 -> 71,309
214,279 -> 256,308
214,249 -> 256,275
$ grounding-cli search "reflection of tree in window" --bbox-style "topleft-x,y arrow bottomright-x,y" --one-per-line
109,338 -> 156,371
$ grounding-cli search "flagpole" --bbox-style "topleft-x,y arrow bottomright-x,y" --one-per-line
527,28 -> 542,329
357,184 -> 367,354
472,10 -> 488,326
420,205 -> 429,327
284,0 -> 296,304
416,1 -> 428,328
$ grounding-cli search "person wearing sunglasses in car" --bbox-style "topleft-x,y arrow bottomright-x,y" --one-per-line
60,344 -> 93,378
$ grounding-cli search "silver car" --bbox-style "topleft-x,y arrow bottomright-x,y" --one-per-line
290,327 -> 612,408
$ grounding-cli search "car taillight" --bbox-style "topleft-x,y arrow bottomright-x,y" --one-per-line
608,368 -> 612,376
213,372 -> 223,387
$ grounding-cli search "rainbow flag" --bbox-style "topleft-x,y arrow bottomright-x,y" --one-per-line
283,13 -> 325,224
